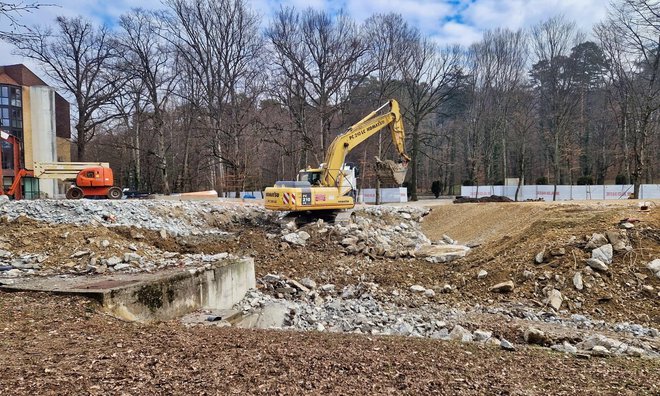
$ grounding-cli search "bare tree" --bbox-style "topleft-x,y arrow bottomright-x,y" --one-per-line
596,0 -> 660,197
530,15 -> 583,199
398,35 -> 462,201
363,13 -> 413,203
8,16 -> 122,161
268,8 -> 371,163
165,0 -> 265,195
0,1 -> 51,39
118,9 -> 176,194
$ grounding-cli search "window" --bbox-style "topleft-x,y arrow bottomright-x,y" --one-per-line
86,171 -> 95,178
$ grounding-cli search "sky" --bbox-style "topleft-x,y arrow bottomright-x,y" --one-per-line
1,0 -> 610,74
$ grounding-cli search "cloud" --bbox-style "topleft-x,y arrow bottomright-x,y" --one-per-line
0,0 -> 611,74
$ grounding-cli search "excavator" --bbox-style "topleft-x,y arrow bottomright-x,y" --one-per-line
0,130 -> 121,200
264,99 -> 409,221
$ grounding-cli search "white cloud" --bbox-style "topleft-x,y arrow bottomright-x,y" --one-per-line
0,0 -> 611,73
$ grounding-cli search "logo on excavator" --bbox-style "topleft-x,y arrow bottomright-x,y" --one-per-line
348,120 -> 385,140
265,192 -> 280,197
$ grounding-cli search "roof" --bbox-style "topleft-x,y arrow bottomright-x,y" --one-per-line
0,64 -> 48,87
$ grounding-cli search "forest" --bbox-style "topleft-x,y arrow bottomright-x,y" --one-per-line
5,0 -> 659,200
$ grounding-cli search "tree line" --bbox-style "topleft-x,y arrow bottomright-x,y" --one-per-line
5,0 -> 659,200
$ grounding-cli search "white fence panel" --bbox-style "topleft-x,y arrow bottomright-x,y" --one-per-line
641,185 -> 660,199
461,184 -> 660,201
359,188 -> 408,203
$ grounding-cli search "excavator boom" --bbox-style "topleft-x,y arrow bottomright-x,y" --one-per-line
264,99 -> 409,215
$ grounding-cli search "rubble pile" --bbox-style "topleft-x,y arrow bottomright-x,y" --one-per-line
0,199 -> 273,236
229,273 -> 660,359
278,206 -> 472,262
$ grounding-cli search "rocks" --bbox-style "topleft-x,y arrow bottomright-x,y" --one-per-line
448,325 -> 473,342
647,259 -> 660,278
473,329 -> 492,342
586,258 -> 609,272
490,281 -> 514,293
551,342 -> 577,354
585,233 -> 608,249
546,289 -> 563,311
282,232 -> 308,246
477,270 -> 488,279
573,272 -> 584,291
70,250 -> 91,258
591,244 -> 613,265
534,251 -> 544,264
114,263 -> 130,271
416,244 -> 471,263
106,256 -> 122,266
619,222 -> 635,229
591,345 -> 610,357
550,247 -> 566,256
424,289 -> 436,298
300,278 -> 317,289
605,231 -> 630,252
524,327 -> 549,345
410,285 -> 426,293
500,339 -> 516,351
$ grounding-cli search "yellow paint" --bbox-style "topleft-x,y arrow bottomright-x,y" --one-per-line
56,137 -> 71,162
21,87 -> 33,169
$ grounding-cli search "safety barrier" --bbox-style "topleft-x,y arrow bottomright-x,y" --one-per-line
460,184 -> 660,201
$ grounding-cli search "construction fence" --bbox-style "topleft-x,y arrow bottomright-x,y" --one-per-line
460,184 -> 660,201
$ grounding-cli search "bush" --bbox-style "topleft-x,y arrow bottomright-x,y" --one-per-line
615,174 -> 628,185
535,176 -> 548,185
462,179 -> 475,186
577,176 -> 593,185
431,180 -> 441,198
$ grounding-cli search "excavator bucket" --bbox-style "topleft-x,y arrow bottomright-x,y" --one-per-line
374,157 -> 408,186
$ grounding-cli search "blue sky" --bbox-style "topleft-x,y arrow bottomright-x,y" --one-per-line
1,0 -> 609,69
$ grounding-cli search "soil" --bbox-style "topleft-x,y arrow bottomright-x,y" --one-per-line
1,200 -> 660,394
1,292 -> 658,395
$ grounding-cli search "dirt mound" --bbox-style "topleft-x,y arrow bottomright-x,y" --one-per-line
453,195 -> 514,204
419,202 -> 660,325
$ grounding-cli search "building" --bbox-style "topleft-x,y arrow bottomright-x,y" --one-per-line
0,64 -> 71,198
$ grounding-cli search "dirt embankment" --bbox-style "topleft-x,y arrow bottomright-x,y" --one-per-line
420,202 -> 660,324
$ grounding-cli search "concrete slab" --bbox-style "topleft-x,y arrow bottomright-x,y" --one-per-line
1,258 -> 255,322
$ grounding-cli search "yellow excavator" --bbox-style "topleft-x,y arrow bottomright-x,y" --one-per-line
264,99 -> 410,220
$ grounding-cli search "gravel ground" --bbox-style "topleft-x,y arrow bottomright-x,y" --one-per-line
1,292 -> 658,395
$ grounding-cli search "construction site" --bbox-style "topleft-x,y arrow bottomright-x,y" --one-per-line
0,193 -> 657,393
0,47 -> 659,394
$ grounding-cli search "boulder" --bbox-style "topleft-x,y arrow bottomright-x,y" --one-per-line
524,327 -> 549,345
410,285 -> 426,293
473,329 -> 492,342
448,325 -> 473,343
605,231 -> 629,252
586,258 -> 609,272
592,244 -> 613,264
547,289 -> 563,311
647,259 -> 660,276
534,251 -> 544,264
500,339 -> 516,351
416,244 -> 471,263
573,272 -> 584,291
490,281 -> 514,293
585,233 -> 608,249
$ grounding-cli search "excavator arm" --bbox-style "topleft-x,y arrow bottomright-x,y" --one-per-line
321,99 -> 410,188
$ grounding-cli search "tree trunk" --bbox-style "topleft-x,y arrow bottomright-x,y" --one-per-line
410,122 -> 420,201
